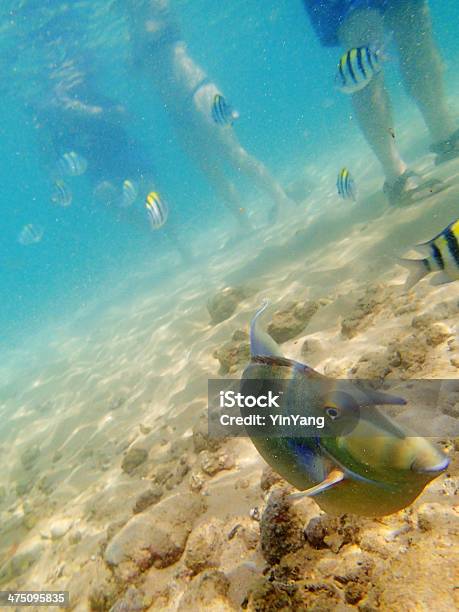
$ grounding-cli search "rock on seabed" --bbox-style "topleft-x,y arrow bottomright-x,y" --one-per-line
267,301 -> 320,344
104,493 -> 206,571
121,448 -> 148,475
184,518 -> 224,575
207,286 -> 252,325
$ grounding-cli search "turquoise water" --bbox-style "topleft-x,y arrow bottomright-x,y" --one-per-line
2,0 -> 457,348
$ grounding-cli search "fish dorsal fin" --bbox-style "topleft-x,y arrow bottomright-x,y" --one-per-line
359,387 -> 406,407
415,218 -> 458,249
252,355 -> 325,379
252,355 -> 294,368
250,301 -> 283,358
337,381 -> 407,408
333,381 -> 407,430
414,239 -> 432,251
333,383 -> 407,439
289,468 -> 345,500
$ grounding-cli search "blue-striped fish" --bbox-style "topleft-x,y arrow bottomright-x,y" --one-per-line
336,167 -> 357,201
120,179 -> 138,208
18,224 -> 43,246
57,151 -> 87,177
51,180 -> 72,207
145,191 -> 168,229
336,46 -> 382,94
401,218 -> 459,289
241,302 -> 449,517
211,94 -> 239,126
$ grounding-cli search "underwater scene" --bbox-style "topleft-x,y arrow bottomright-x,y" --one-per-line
1,0 -> 459,609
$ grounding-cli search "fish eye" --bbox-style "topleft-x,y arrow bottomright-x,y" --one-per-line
325,405 -> 340,419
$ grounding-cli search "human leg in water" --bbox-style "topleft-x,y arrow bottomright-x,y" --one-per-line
385,0 -> 458,166
195,153 -> 253,233
221,131 -> 293,223
338,7 -> 440,205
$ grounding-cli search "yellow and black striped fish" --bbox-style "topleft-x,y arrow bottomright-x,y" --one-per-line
57,151 -> 87,177
401,218 -> 459,289
145,191 -> 168,229
336,46 -> 381,94
51,179 -> 72,207
211,94 -> 239,126
336,167 -> 357,201
18,224 -> 44,246
120,179 -> 138,208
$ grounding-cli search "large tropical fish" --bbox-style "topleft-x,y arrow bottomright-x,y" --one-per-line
241,302 -> 449,517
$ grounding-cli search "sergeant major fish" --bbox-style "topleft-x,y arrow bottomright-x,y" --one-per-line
57,151 -> 87,177
120,179 -> 138,208
336,46 -> 382,94
336,167 -> 357,201
401,218 -> 459,289
18,224 -> 43,246
145,191 -> 168,229
51,180 -> 72,207
211,94 -> 239,126
241,302 -> 449,517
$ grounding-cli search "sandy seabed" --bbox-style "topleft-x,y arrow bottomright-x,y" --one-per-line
0,151 -> 458,610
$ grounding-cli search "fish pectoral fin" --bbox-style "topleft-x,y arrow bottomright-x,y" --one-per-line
412,242 -> 432,255
289,469 -> 345,501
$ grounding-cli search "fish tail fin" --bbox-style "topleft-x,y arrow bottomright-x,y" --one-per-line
399,258 -> 429,290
